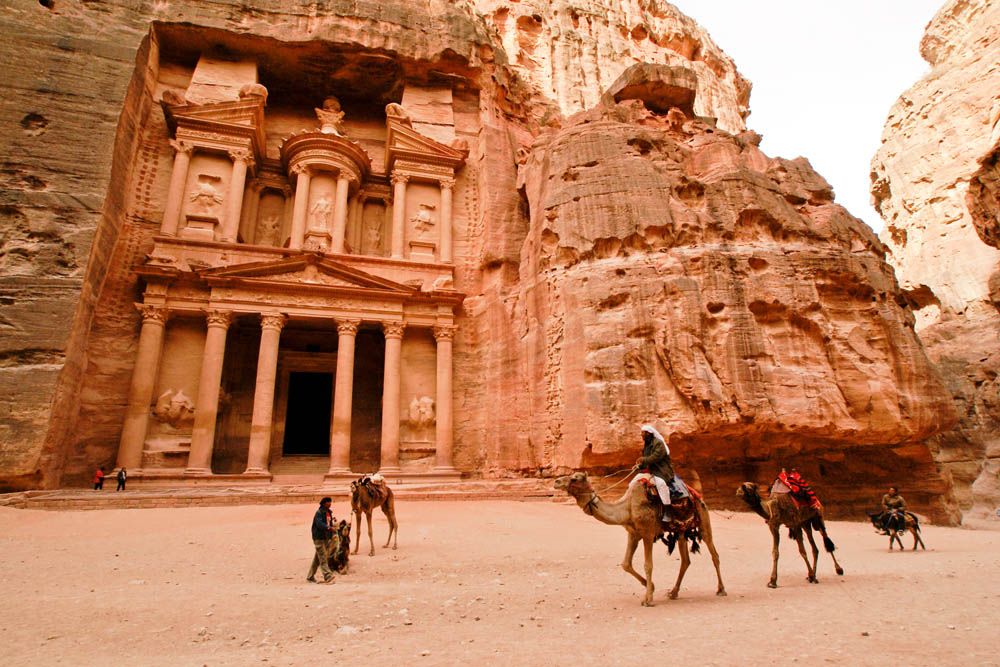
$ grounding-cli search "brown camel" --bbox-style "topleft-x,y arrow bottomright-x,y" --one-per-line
554,471 -> 726,607
350,478 -> 398,556
870,511 -> 926,551
737,482 -> 845,588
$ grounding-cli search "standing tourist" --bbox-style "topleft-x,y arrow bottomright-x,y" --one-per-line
93,467 -> 105,491
116,467 -> 127,492
307,497 -> 337,584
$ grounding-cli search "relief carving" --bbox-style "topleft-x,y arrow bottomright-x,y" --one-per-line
189,174 -> 224,215
256,213 -> 281,246
411,202 -> 436,236
309,196 -> 333,231
407,395 -> 436,441
315,96 -> 346,136
152,389 -> 195,427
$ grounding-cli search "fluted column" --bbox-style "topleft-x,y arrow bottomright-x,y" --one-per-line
160,140 -> 193,236
434,325 -> 456,471
186,310 -> 233,475
328,319 -> 360,474
331,174 -> 351,254
390,173 -> 409,259
244,312 -> 286,475
439,177 -> 455,264
116,304 -> 170,470
221,149 -> 251,242
289,165 -> 311,250
379,321 -> 406,473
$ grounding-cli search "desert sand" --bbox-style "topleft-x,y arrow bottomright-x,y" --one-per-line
0,499 -> 997,666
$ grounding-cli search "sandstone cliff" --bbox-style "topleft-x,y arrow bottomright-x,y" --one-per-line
0,0 -> 959,521
871,0 -> 1000,522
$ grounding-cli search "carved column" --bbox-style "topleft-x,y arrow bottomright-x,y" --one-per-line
221,149 -> 252,243
331,174 -> 351,254
434,325 -> 457,471
390,173 -> 409,259
186,310 -> 233,475
289,166 -> 312,250
241,181 -> 261,245
379,321 -> 406,474
439,177 -> 455,264
244,312 -> 286,476
116,304 -> 170,470
160,140 -> 193,236
328,319 -> 360,475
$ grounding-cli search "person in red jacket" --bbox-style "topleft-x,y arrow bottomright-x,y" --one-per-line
93,467 -> 105,491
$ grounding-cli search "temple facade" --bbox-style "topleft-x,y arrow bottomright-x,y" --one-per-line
118,54 -> 469,484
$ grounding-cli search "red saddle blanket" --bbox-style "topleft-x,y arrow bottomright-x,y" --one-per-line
639,477 -> 701,534
774,471 -> 822,511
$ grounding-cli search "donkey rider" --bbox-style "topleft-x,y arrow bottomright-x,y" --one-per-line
629,424 -> 680,520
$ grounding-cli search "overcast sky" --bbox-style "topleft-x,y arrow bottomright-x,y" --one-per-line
670,0 -> 943,232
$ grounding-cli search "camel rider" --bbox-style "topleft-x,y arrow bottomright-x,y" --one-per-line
630,424 -> 678,517
881,486 -> 907,533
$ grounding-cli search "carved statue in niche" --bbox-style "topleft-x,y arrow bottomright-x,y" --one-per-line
309,196 -> 333,230
189,174 -> 224,215
363,207 -> 383,252
152,389 -> 195,428
315,96 -> 346,136
407,395 -> 436,441
410,202 -> 436,236
256,213 -> 281,246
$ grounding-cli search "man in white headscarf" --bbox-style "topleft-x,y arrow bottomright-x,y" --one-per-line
629,424 -> 681,516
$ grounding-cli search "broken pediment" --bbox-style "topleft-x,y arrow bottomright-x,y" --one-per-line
197,255 -> 417,294
162,93 -> 268,159
385,115 -> 468,172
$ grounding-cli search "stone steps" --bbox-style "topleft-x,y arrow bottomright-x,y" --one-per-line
0,478 -> 560,511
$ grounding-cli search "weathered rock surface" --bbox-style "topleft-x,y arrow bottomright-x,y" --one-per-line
871,0 -> 1000,521
474,0 -> 750,133
0,0 -> 960,521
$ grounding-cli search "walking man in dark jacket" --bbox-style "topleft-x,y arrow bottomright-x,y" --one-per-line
307,497 -> 337,584
116,467 -> 127,492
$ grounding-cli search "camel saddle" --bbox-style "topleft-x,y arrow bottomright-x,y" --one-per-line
638,476 -> 701,534
355,474 -> 389,504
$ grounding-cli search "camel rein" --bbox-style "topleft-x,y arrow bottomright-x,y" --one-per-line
584,466 -> 639,514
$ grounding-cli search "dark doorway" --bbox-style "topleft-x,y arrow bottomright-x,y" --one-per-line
283,371 -> 333,455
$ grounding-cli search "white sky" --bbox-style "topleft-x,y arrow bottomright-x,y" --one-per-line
670,0 -> 943,232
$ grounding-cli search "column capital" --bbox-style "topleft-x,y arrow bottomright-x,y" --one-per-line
229,148 -> 253,164
169,138 -> 194,155
390,172 -> 410,187
135,303 -> 170,325
260,312 -> 287,331
336,318 -> 361,336
291,163 -> 311,177
205,309 -> 234,329
382,321 -> 406,339
439,176 -> 456,190
433,324 -> 456,342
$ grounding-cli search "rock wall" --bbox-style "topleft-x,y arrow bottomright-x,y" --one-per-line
474,0 -> 750,133
870,0 -> 1000,522
0,0 -> 960,521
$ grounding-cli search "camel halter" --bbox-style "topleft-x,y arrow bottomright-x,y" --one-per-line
584,492 -> 599,516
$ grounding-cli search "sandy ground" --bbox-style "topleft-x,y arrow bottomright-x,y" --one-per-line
1,499 -> 998,667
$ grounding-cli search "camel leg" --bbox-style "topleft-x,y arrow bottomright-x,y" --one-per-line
620,531 -> 646,587
352,510 -> 363,555
641,537 -> 655,607
795,532 -> 816,583
768,526 -> 780,589
381,497 -> 398,550
804,527 -> 820,581
823,534 -> 845,575
698,506 -> 726,596
365,510 -> 375,557
668,536 -> 691,600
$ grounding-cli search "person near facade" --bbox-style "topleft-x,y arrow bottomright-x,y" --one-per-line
628,424 -> 678,520
307,497 -> 338,584
116,467 -> 127,491
881,486 -> 907,533
93,467 -> 105,491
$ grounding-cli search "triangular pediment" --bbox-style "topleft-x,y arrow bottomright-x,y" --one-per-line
386,118 -> 468,171
198,255 -> 417,294
166,98 -> 265,128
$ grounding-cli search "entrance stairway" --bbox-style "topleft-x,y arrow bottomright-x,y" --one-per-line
269,456 -> 328,485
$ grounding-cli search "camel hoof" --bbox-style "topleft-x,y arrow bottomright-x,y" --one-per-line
668,591 -> 679,600
641,599 -> 654,607
368,552 -> 375,557
807,577 -> 818,584
392,545 -> 398,550
767,581 -> 777,589
716,589 -> 728,597
835,567 -> 844,576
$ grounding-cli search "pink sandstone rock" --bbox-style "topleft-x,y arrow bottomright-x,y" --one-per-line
0,1 -> 960,523
871,0 -> 1000,522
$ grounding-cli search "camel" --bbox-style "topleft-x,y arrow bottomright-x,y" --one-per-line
554,471 -> 726,607
736,482 -> 845,588
350,477 -> 398,556
869,511 -> 926,551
